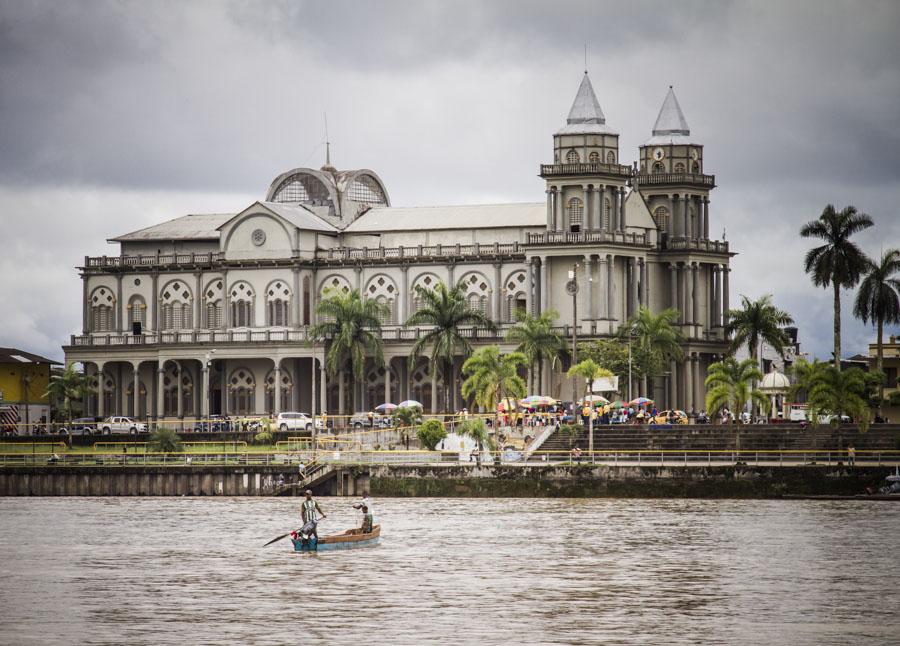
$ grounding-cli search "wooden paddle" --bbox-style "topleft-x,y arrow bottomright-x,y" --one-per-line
263,518 -> 325,547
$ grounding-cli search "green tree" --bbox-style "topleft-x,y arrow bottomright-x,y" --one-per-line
505,309 -> 567,394
148,427 -> 183,453
566,359 -> 613,459
310,288 -> 389,414
622,306 -> 684,396
806,366 -> 871,431
457,418 -> 494,466
44,363 -> 93,428
704,357 -> 768,423
853,249 -> 900,409
461,346 -> 527,422
789,357 -> 829,403
416,419 -> 447,451
726,294 -> 794,371
393,405 -> 422,449
406,281 -> 495,413
800,204 -> 874,368
579,339 -> 653,393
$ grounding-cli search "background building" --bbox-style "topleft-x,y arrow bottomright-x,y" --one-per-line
63,74 -> 733,418
0,347 -> 57,432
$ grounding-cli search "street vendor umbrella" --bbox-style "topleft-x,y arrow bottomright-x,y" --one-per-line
579,394 -> 609,406
497,397 -> 519,412
375,403 -> 397,412
629,397 -> 654,406
608,400 -> 626,409
520,395 -> 557,407
397,400 -> 423,409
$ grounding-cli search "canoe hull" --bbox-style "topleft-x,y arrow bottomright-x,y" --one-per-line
292,525 -> 381,552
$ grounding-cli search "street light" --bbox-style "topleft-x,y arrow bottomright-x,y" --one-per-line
205,349 -> 216,430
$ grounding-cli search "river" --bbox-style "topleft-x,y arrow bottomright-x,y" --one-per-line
0,497 -> 897,645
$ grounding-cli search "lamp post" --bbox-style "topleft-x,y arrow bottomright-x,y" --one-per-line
205,349 -> 216,430
566,264 -> 579,411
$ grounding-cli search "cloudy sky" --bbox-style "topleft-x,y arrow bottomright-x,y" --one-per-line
1,0 -> 899,362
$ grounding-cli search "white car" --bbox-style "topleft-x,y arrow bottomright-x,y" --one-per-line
100,416 -> 148,435
275,412 -> 315,432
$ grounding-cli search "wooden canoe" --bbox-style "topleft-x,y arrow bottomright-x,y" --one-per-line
293,525 -> 381,552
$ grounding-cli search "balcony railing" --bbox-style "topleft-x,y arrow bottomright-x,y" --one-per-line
526,230 -> 649,247
84,252 -> 225,269
319,242 -> 523,263
540,162 -> 633,178
665,237 -> 729,253
634,172 -> 716,187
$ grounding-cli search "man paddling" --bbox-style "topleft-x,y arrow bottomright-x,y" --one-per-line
301,489 -> 327,540
353,490 -> 374,521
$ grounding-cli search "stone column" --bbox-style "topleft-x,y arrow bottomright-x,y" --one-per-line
696,197 -> 705,240
684,356 -> 693,414
692,354 -> 702,412
292,267 -> 301,328
310,269 -> 318,326
273,362 -> 281,414
582,186 -> 590,232
591,186 -> 600,232
82,276 -> 89,334
642,259 -> 650,307
540,257 -> 548,313
448,263 -> 455,287
493,262 -> 502,321
723,265 -> 730,327
584,255 -> 594,320
703,197 -> 710,239
554,189 -> 562,231
222,269 -> 230,328
618,187 -> 626,231
115,274 -> 123,333
319,358 -> 327,414
669,263 -> 678,311
597,257 -> 607,318
683,195 -> 692,239
201,364 -> 209,418
599,185 -> 607,231
667,194 -> 676,237
711,265 -> 720,327
384,359 -> 392,405
525,258 -> 534,315
194,272 -> 202,329
670,359 -> 678,410
97,364 -> 105,418
430,368 -> 437,413
629,257 -> 638,318
613,188 -> 621,232
545,189 -> 553,229
157,366 -> 165,418
354,266 -> 362,292
606,254 -> 615,323
692,263 -> 700,328
132,366 -> 140,419
400,265 -> 409,322
176,362 -> 183,419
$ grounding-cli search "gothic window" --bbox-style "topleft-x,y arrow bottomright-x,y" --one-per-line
652,161 -> 665,174
653,206 -> 670,232
230,281 -> 254,327
503,270 -> 527,322
411,273 -> 440,315
162,364 -> 193,417
366,274 -> 397,325
606,151 -> 615,164
460,272 -> 491,318
691,161 -> 700,174
160,280 -> 193,330
128,295 -> 146,328
567,197 -> 584,232
271,172 -> 331,205
603,199 -> 612,230
228,368 -> 256,415
319,275 -> 352,322
588,151 -> 600,163
100,373 -> 116,414
265,367 -> 293,413
565,149 -> 580,163
674,162 -> 686,173
90,287 -> 115,333
266,280 -> 292,327
347,174 -> 387,205
204,279 -> 224,329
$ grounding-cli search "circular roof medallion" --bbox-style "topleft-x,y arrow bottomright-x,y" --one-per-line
251,229 -> 266,246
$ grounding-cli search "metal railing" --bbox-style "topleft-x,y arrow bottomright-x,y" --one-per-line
85,252 -> 225,269
526,230 -> 649,246
665,237 -> 729,253
634,173 -> 716,187
540,162 -> 633,178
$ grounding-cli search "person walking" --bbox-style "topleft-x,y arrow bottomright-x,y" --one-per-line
847,444 -> 856,467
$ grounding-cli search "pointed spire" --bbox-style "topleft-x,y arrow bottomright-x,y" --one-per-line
652,86 -> 690,136
567,72 -> 606,125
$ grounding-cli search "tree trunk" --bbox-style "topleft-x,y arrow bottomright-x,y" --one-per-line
833,281 -> 841,369
338,369 -> 345,416
877,317 -> 884,414
443,359 -> 452,415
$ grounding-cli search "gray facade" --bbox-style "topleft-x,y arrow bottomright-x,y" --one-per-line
64,74 -> 732,418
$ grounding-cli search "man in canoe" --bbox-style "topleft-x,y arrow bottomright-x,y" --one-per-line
301,489 -> 327,540
359,505 -> 374,534
353,491 -> 374,519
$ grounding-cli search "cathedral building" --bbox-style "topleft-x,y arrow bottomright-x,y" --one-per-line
64,73 -> 732,419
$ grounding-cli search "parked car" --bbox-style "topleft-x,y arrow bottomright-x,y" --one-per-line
58,418 -> 97,436
652,410 -> 689,425
193,415 -> 233,433
275,412 -> 315,432
349,412 -> 391,429
99,416 -> 148,435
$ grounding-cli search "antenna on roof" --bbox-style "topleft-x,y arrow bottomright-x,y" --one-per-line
324,112 -> 331,166
584,44 -> 588,74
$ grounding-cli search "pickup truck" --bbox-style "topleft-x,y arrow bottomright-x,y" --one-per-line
99,416 -> 148,435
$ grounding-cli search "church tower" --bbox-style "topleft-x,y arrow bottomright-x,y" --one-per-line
635,86 -> 715,241
540,72 -> 632,234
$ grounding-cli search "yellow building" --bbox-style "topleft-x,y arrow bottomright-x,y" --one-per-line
0,348 -> 58,433
868,335 -> 900,399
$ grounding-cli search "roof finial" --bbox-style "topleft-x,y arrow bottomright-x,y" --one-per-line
584,44 -> 588,74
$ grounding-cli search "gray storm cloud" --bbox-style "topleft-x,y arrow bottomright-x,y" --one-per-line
0,0 -> 898,361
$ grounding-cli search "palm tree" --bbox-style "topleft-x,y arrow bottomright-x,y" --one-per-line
393,405 -> 423,449
704,357 -> 768,424
806,366 -> 871,431
44,363 -> 93,429
566,359 -> 614,460
310,288 -> 389,415
506,309 -> 566,394
853,249 -> 900,409
622,306 -> 684,397
726,294 -> 794,371
789,357 -> 828,403
461,346 -> 527,422
800,204 -> 874,368
457,418 -> 494,466
406,281 -> 496,413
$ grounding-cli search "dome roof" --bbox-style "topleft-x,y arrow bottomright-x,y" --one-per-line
759,369 -> 790,392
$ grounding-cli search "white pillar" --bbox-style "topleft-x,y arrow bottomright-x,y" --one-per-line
273,362 -> 281,414
703,197 -> 710,239
545,189 -> 553,229
692,263 -> 700,328
132,367 -> 140,419
201,365 -> 209,418
176,362 -> 183,419
157,366 -> 165,418
97,364 -> 105,418
585,255 -> 594,320
384,359 -> 392,404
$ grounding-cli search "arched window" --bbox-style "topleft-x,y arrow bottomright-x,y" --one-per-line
366,274 -> 397,325
606,151 -> 615,164
204,279 -> 224,329
228,368 -> 256,415
674,162 -> 686,173
347,174 -> 388,206
266,280 -> 292,327
411,273 -> 440,315
230,282 -> 254,328
318,275 -> 352,322
265,367 -> 293,414
127,295 -> 146,328
588,151 -> 600,163
503,270 -> 527,322
460,272 -> 491,318
90,287 -> 115,333
567,197 -> 584,232
691,161 -> 700,174
653,206 -> 670,232
603,198 -> 612,230
160,281 -> 192,330
162,364 -> 193,417
565,149 -> 580,163
652,161 -> 665,174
